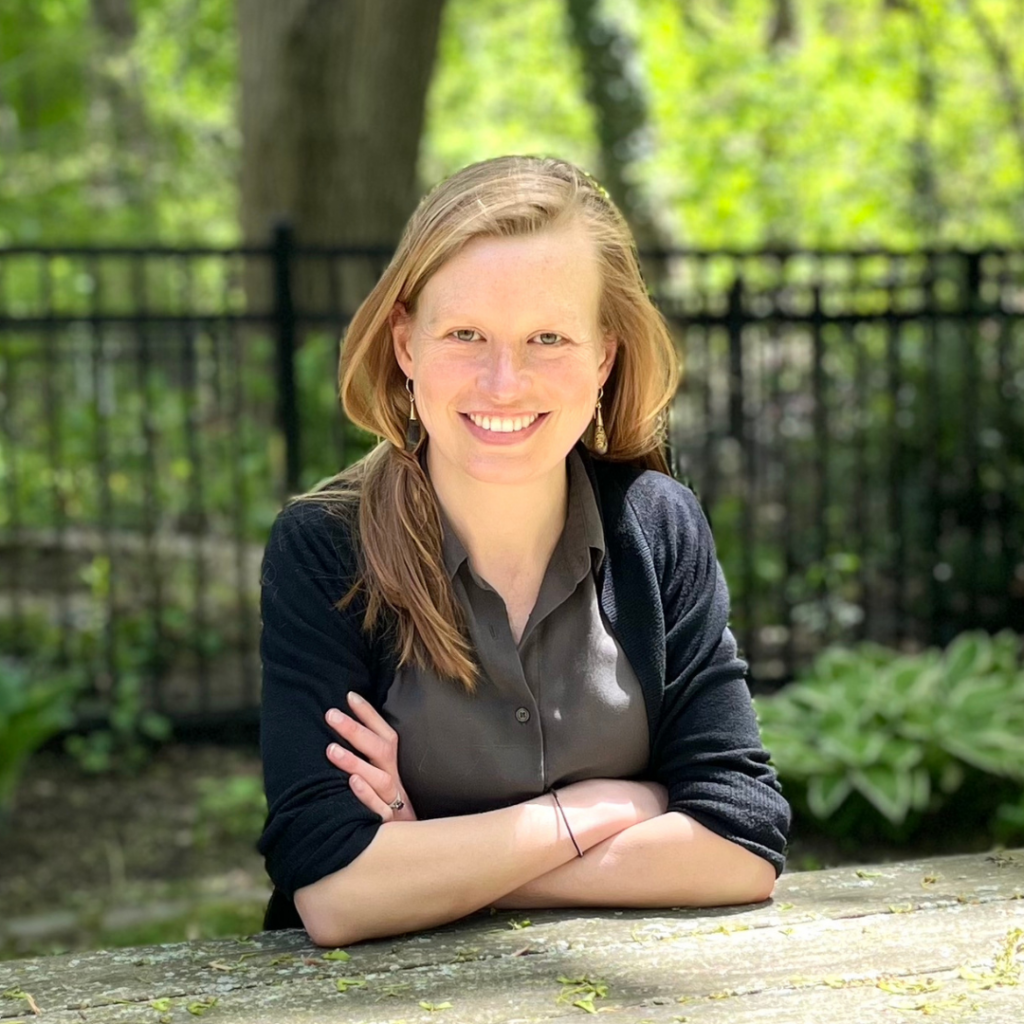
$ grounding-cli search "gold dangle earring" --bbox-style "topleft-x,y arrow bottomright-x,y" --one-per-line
592,386 -> 608,455
404,377 -> 422,452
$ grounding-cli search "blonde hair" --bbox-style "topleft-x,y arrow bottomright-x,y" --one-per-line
289,155 -> 680,692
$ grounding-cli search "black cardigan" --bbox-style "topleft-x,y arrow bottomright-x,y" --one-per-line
257,442 -> 790,930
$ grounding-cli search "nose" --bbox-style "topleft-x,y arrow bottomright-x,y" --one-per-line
478,342 -> 529,398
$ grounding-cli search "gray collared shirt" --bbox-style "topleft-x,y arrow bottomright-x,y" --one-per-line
381,448 -> 649,820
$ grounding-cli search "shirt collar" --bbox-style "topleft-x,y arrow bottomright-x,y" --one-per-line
424,444 -> 605,581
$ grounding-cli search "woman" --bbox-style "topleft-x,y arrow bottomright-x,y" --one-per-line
258,155 -> 790,947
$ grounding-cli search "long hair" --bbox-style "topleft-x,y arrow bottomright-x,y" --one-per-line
288,155 -> 681,692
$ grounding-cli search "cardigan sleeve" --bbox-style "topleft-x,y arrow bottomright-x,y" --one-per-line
637,481 -> 791,876
256,500 -> 385,899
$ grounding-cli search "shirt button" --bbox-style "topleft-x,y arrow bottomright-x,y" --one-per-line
515,707 -> 531,723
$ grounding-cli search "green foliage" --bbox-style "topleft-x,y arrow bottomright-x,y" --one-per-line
192,774 -> 267,849
0,0 -> 237,244
424,0 -> 598,187
63,670 -> 173,775
755,630 -> 1024,838
0,656 -> 85,814
0,327 -> 282,540
5,0 -> 1024,247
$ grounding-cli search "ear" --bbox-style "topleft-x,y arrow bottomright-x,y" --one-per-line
597,332 -> 618,387
390,302 -> 414,378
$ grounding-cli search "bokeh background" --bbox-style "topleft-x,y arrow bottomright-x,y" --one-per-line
2,0 -> 1023,959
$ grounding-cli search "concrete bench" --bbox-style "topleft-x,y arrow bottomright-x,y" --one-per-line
1,849 -> 1021,1023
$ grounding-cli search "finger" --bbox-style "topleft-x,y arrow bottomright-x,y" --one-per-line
326,743 -> 400,800
325,708 -> 394,767
347,772 -> 395,822
345,691 -> 399,745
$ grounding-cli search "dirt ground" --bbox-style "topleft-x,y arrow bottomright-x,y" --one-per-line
1,744 -> 270,958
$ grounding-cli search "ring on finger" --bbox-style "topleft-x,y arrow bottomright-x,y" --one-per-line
387,794 -> 405,811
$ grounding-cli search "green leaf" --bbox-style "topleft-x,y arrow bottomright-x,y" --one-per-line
851,766 -> 913,825
335,979 -> 366,993
807,774 -> 853,818
943,632 -> 986,684
322,949 -> 351,961
819,731 -> 885,768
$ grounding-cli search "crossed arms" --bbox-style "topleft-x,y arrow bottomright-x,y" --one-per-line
293,694 -> 776,948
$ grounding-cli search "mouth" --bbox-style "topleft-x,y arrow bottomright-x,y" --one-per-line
460,411 -> 549,443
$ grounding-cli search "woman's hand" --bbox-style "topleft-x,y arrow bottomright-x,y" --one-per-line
325,692 -> 417,822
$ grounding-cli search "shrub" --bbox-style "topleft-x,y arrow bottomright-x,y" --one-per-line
0,656 -> 86,816
754,630 -> 1024,838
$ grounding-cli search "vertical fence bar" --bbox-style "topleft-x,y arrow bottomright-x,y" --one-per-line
89,253 -> 120,701
224,263 -> 258,709
40,256 -> 71,662
924,253 -> 945,645
853,318 -> 869,642
773,315 -> 796,679
886,268 -> 906,645
726,274 -> 755,666
812,281 -> 830,639
995,257 -> 1022,632
132,254 -> 167,715
178,257 -> 211,713
0,257 -> 26,648
273,223 -> 301,498
961,251 -> 981,626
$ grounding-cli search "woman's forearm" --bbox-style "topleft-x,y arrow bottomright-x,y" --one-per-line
294,779 -> 664,947
490,812 -> 777,910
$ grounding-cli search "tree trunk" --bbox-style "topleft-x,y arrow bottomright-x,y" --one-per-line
909,4 -> 942,242
766,0 -> 797,51
238,0 -> 446,318
88,0 -> 157,233
563,0 -> 668,256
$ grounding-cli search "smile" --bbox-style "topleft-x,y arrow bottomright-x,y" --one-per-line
460,411 -> 549,443
465,412 -> 541,433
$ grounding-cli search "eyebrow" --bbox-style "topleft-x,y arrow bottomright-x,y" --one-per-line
424,306 -> 588,331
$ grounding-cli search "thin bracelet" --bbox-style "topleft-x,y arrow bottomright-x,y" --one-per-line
549,788 -> 584,858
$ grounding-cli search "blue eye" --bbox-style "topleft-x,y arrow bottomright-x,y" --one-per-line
452,329 -> 479,342
535,333 -> 563,346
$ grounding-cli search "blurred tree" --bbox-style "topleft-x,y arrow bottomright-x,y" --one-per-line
238,0 -> 446,313
564,0 -> 667,250
88,0 -> 156,233
0,0 -> 236,243
2,0 -> 1024,250
960,0 -> 1024,231
766,0 -> 798,50
907,1 -> 943,241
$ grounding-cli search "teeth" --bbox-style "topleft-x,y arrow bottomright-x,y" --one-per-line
468,413 -> 540,433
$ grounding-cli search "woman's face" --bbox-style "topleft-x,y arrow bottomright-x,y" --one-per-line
391,220 -> 617,489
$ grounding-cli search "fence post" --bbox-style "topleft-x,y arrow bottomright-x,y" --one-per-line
272,222 -> 301,497
727,276 -> 745,443
726,274 -> 755,669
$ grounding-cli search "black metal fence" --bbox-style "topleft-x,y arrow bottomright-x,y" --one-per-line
1,230 -> 1022,731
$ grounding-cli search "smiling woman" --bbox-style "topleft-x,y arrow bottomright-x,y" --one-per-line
390,220 -> 614,499
256,155 -> 790,948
